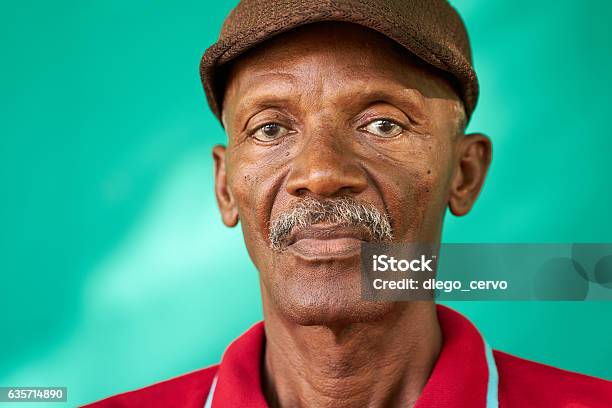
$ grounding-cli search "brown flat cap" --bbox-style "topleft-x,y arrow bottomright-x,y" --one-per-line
200,0 -> 478,123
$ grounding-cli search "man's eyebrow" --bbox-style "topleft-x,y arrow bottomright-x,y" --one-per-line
233,95 -> 298,126
344,85 -> 429,120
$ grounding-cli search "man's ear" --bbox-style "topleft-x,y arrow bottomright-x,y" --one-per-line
448,133 -> 492,216
212,145 -> 239,227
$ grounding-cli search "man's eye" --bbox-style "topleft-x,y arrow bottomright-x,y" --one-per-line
362,119 -> 403,138
251,123 -> 289,141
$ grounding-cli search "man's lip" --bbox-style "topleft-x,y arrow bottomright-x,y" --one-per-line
285,225 -> 367,260
287,225 -> 368,245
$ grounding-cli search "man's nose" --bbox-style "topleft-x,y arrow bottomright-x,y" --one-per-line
285,133 -> 368,197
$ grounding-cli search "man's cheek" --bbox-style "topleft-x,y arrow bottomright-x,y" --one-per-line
387,166 -> 444,241
232,189 -> 272,270
228,169 -> 274,246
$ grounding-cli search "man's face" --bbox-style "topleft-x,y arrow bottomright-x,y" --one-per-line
213,23 -> 490,325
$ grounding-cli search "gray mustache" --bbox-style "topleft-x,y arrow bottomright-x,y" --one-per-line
268,197 -> 393,250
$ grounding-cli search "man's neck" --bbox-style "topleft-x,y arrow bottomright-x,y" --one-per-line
261,302 -> 442,408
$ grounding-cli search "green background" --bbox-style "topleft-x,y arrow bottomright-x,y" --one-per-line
1,0 -> 611,406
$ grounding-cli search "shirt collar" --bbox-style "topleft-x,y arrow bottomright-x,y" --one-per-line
208,305 -> 496,408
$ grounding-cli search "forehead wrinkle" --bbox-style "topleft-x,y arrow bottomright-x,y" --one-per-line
337,63 -> 402,80
232,71 -> 297,103
305,60 -> 428,104
238,71 -> 297,88
229,72 -> 298,120
340,63 -> 441,95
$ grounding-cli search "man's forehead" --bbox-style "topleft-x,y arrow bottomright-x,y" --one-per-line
225,69 -> 432,122
228,67 -> 436,95
222,24 -> 460,112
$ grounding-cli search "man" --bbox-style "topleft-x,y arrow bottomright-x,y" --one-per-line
86,0 -> 612,407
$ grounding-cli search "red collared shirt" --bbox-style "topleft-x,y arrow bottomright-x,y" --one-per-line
84,305 -> 611,407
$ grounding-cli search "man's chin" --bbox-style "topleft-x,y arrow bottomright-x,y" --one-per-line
261,256 -> 396,326
267,286 -> 396,327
